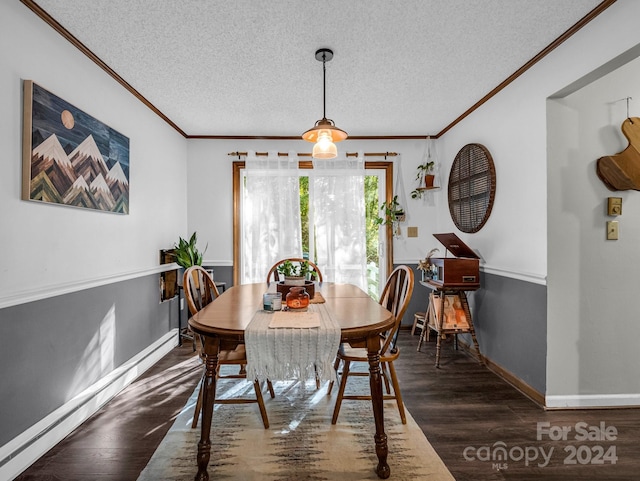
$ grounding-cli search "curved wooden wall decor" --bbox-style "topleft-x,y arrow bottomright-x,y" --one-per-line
448,144 -> 496,233
596,117 -> 640,191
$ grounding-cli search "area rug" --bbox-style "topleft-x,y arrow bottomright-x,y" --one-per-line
137,367 -> 454,481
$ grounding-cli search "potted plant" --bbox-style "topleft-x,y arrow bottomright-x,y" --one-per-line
277,260 -> 318,285
299,261 -> 318,281
174,232 -> 207,268
277,260 -> 304,285
419,160 -> 436,188
276,260 -> 318,298
374,195 -> 405,226
410,160 -> 436,199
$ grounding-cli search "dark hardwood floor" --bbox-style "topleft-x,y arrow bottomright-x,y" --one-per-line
396,331 -> 640,481
15,345 -> 203,481
16,329 -> 640,480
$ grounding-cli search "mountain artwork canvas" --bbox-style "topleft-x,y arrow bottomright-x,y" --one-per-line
22,80 -> 129,214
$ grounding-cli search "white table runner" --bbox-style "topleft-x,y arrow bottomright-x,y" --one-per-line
268,310 -> 321,328
245,303 -> 341,383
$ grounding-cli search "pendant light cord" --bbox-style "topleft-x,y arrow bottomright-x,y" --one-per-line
322,52 -> 327,120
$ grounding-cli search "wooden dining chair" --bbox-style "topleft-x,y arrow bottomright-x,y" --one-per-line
265,258 -> 323,283
183,265 -> 273,429
328,265 -> 414,425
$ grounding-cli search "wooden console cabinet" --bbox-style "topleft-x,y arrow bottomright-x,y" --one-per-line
417,233 -> 483,367
427,233 -> 480,289
418,281 -> 483,367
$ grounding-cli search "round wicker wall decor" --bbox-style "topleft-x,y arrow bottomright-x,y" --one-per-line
448,143 -> 496,233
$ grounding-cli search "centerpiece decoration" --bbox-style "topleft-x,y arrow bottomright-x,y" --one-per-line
285,286 -> 311,311
417,248 -> 440,282
275,260 -> 318,299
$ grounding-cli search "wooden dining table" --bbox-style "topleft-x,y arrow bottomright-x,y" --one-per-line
188,282 -> 396,480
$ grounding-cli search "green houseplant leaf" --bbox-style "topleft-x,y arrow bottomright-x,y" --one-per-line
374,195 -> 404,226
276,260 -> 318,280
173,232 -> 207,268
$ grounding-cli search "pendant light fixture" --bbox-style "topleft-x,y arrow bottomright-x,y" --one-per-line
302,48 -> 348,159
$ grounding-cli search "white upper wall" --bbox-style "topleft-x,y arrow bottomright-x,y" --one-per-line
187,138 -> 443,267
188,2 -> 640,289
435,0 -> 640,404
185,0 -> 640,407
546,53 -> 640,402
0,2 -> 188,306
435,0 -> 640,286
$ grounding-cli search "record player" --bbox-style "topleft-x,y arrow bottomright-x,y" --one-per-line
427,233 -> 480,290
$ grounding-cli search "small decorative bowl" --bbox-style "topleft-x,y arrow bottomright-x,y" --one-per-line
276,280 -> 315,300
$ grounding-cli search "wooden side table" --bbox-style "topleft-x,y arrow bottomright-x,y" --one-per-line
176,285 -> 194,348
417,281 -> 483,368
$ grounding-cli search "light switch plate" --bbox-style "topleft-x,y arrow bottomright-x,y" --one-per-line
407,226 -> 418,237
607,221 -> 619,240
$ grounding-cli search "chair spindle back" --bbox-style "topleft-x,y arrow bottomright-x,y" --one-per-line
379,265 -> 414,354
183,265 -> 220,316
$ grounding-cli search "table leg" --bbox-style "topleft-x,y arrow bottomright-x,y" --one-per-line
194,337 -> 220,481
458,291 -> 484,365
367,335 -> 390,479
435,332 -> 443,368
434,292 -> 444,368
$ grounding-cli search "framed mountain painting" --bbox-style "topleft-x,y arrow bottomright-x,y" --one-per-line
22,80 -> 130,214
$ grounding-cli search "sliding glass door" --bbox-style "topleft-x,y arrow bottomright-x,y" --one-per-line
233,160 -> 392,299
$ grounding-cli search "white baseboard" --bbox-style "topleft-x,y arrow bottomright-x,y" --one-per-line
545,393 -> 640,409
0,329 -> 178,481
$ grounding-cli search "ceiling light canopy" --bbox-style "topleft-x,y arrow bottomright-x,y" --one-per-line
302,48 -> 347,159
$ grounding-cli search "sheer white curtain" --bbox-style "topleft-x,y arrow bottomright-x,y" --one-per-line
241,151 -> 303,284
311,153 -> 367,290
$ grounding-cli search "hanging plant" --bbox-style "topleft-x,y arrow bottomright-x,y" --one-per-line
411,138 -> 438,199
374,195 -> 405,226
411,161 -> 437,198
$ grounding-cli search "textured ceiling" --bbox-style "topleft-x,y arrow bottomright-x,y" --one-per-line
30,0 -> 606,138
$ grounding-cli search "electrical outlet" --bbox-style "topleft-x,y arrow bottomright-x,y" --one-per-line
607,197 -> 622,216
607,221 -> 619,240
407,226 -> 418,237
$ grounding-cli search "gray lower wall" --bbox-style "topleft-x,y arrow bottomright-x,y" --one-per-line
0,274 -> 177,447
208,265 -> 233,290
467,272 -> 547,395
402,266 -> 547,396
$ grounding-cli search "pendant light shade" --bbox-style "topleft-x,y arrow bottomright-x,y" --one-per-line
311,129 -> 338,159
302,48 -> 347,158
